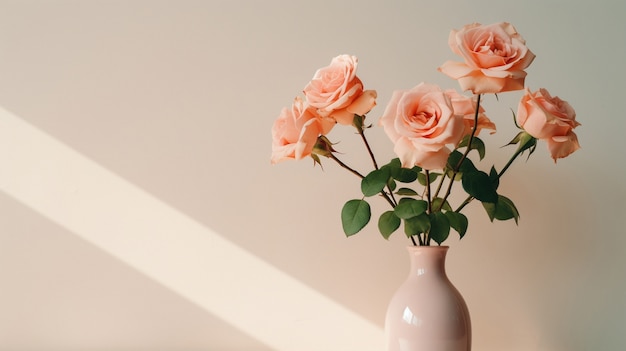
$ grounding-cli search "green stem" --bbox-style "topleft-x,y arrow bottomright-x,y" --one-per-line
425,170 -> 433,214
357,127 -> 379,170
454,195 -> 473,213
328,152 -> 365,178
356,121 -> 398,207
432,171 -> 446,200
424,170 -> 433,246
328,153 -> 396,209
456,94 -> 482,169
498,149 -> 521,178
439,94 -> 482,211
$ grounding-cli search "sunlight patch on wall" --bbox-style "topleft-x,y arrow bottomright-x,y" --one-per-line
0,106 -> 384,351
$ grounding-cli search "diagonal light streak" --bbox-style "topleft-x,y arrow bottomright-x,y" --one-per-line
0,106 -> 384,351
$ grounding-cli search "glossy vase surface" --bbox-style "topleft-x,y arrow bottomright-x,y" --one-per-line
385,246 -> 471,351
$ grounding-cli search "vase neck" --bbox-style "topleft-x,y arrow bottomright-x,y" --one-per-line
406,246 -> 449,276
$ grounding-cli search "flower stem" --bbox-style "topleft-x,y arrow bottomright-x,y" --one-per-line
439,94 -> 482,211
328,152 -> 365,178
355,121 -> 398,207
328,152 -> 396,209
356,123 -> 379,170
424,170 -> 433,246
425,170 -> 432,213
433,172 -> 446,200
415,235 -> 422,246
498,148 -> 522,178
457,93 -> 482,169
454,195 -> 473,213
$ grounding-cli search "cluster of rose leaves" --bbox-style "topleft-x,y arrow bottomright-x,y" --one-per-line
271,22 -> 581,245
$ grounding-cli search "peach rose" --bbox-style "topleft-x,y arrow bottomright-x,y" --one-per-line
271,97 -> 333,164
379,83 -> 465,170
303,54 -> 377,125
445,89 -> 496,138
438,22 -> 535,94
516,88 -> 581,161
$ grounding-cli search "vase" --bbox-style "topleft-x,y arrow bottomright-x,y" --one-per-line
385,246 -> 471,351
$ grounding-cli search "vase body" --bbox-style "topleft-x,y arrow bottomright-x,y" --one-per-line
385,246 -> 471,351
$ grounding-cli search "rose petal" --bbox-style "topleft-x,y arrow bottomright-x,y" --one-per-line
347,89 -> 378,116
438,61 -> 474,79
547,131 -> 581,162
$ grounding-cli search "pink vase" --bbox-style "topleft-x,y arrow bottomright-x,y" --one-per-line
385,246 -> 471,351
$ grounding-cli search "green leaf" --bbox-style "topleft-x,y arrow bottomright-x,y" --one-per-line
428,212 -> 450,245
445,169 -> 463,181
361,167 -> 390,197
482,195 -> 520,224
432,197 -> 452,212
445,211 -> 469,239
404,213 -> 430,237
383,158 -> 419,183
498,195 -> 520,224
390,158 -> 423,173
391,167 -> 418,183
396,187 -> 419,196
447,150 -> 477,174
474,137 -> 486,160
461,170 -> 498,203
489,166 -> 499,190
394,199 -> 428,219
341,199 -> 371,236
417,172 -> 441,186
378,211 -> 401,239
387,158 -> 401,168
458,135 -> 486,160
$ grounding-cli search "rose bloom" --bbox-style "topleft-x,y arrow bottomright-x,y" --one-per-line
303,54 -> 377,125
271,97 -> 334,164
379,83 -> 466,170
445,89 -> 496,138
438,22 -> 536,94
516,88 -> 581,161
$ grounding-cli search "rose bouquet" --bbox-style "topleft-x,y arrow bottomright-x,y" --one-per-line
271,22 -> 580,246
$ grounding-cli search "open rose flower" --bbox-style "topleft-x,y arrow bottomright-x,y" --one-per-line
516,88 -> 581,162
445,89 -> 496,138
303,54 -> 377,125
438,22 -> 535,94
379,83 -> 466,170
271,97 -> 334,164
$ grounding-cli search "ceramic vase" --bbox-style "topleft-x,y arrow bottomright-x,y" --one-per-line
385,245 -> 471,351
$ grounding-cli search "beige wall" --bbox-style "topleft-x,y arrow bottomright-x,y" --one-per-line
0,1 -> 624,350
